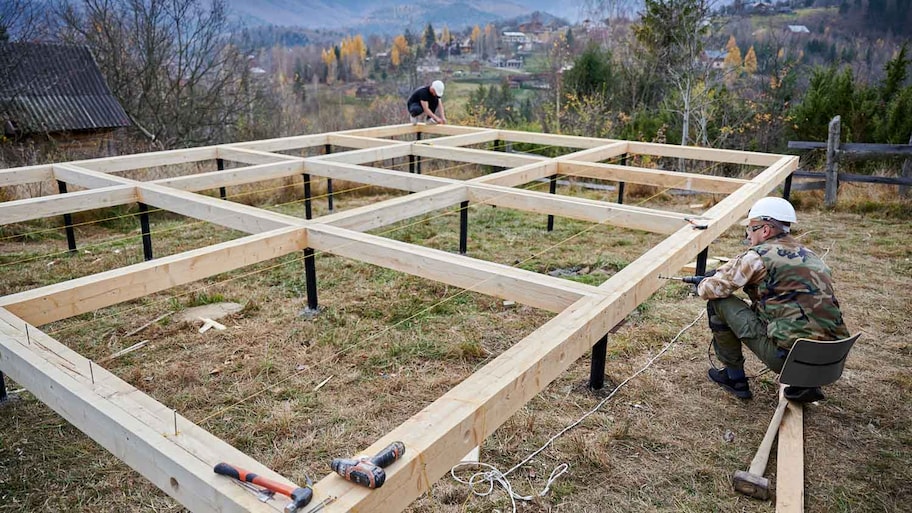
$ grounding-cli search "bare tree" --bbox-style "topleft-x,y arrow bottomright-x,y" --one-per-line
56,0 -> 258,148
1,0 -> 52,42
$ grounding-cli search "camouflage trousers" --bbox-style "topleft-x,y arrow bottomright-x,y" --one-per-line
707,296 -> 788,373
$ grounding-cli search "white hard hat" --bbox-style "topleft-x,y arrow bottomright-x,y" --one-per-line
431,80 -> 445,97
747,197 -> 797,223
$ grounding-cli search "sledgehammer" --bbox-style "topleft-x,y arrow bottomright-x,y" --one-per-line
732,387 -> 788,500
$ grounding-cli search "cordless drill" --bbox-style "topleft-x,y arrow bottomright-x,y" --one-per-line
330,441 -> 406,489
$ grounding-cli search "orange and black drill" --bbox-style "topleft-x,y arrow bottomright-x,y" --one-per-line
330,441 -> 406,489
214,462 -> 313,512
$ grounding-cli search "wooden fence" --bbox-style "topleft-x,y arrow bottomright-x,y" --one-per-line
787,116 -> 912,206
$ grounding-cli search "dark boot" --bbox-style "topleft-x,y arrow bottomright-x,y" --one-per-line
784,386 -> 825,403
708,368 -> 752,399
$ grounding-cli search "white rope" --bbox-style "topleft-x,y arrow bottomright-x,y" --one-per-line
450,310 -> 706,512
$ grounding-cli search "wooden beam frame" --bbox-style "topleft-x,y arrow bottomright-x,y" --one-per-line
0,124 -> 798,513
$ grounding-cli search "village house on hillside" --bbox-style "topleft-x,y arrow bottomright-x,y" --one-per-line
0,42 -> 131,156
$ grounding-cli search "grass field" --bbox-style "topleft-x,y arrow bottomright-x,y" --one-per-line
0,159 -> 910,512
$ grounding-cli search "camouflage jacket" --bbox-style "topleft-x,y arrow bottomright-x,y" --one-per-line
697,234 -> 850,348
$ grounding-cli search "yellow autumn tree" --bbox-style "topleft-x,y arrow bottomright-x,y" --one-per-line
440,25 -> 451,45
724,35 -> 742,68
321,48 -> 337,84
340,35 -> 367,81
392,34 -> 409,68
744,46 -> 758,74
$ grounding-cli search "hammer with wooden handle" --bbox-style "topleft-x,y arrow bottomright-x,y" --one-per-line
731,387 -> 788,500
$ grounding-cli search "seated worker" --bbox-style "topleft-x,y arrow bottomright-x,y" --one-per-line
407,80 -> 446,125
697,197 -> 850,402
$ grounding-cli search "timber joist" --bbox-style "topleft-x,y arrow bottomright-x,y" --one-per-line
0,124 -> 798,512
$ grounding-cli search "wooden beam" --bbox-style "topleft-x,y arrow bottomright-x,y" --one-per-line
0,165 -> 54,187
788,140 -> 912,156
153,160 -> 305,191
558,142 -> 630,163
339,124 -> 418,138
496,129 -> 616,149
627,141 -> 782,166
559,160 -> 748,193
216,146 -> 301,165
417,124 -> 485,137
304,160 -> 455,192
137,183 -> 300,234
0,308 -> 291,513
412,144 -> 546,168
0,226 -> 307,325
0,185 -> 137,225
776,401 -> 804,513
322,185 -> 467,232
70,147 -> 217,173
228,133 -> 328,152
53,164 -> 134,189
306,225 -> 599,313
310,143 -> 411,165
418,129 -> 500,147
327,134 -> 402,149
472,161 -> 558,187
467,184 -> 694,234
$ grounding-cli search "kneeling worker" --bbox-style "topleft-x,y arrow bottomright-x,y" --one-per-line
407,80 -> 446,125
697,197 -> 850,402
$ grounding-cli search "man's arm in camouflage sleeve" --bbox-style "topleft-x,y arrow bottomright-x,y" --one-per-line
696,251 -> 767,300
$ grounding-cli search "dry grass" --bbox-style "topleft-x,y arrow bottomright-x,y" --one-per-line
0,179 -> 910,513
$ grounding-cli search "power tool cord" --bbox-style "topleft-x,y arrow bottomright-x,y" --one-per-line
450,309 -> 707,512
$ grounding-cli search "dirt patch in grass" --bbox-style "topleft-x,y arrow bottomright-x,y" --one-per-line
1,187 -> 910,513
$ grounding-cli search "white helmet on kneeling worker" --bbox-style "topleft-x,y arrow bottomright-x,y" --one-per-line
747,197 -> 796,233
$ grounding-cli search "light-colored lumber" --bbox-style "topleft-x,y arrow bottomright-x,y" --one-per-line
137,183 -> 300,234
216,146 -> 301,165
496,129 -> 619,149
310,142 -> 411,164
0,226 -> 307,326
327,133 -> 403,149
0,185 -> 137,225
627,141 -> 783,166
467,184 -> 694,234
420,129 -> 500,147
472,160 -> 558,187
303,159 -> 455,192
0,165 -> 54,187
339,123 -> 418,138
559,160 -> 748,193
0,308 -> 288,513
53,163 -> 134,188
412,143 -> 546,168
776,401 -> 804,512
228,133 -> 328,152
70,146 -> 217,173
416,124 -> 485,136
153,160 -> 305,192
556,141 -> 629,163
322,185 -> 467,232
306,225 -> 600,313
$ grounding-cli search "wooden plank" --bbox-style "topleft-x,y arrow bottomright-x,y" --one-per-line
497,129 -> 617,149
137,183 -> 300,234
411,144 -> 546,168
304,160 -> 455,192
153,160 -> 305,191
311,143 -> 411,164
0,185 -> 137,225
559,160 -> 747,193
825,116 -> 840,207
471,161 -> 558,187
417,124 -> 486,136
557,142 -> 629,163
776,401 -> 804,512
306,225 -> 599,313
793,171 -> 912,186
789,140 -> 912,156
339,124 -> 418,138
327,134 -> 402,149
467,184 -> 693,234
0,309 -> 288,513
53,164 -> 134,189
0,226 -> 307,325
216,146 -> 301,165
420,129 -> 500,147
322,185 -> 467,232
627,141 -> 782,166
0,165 -> 54,187
70,147 -> 217,173
227,133 -> 328,152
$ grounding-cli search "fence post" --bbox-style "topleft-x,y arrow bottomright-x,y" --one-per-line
825,116 -> 841,207
901,132 -> 912,199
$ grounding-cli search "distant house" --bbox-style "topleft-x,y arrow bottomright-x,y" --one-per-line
502,32 -> 530,44
701,50 -> 729,70
0,42 -> 130,154
787,25 -> 810,34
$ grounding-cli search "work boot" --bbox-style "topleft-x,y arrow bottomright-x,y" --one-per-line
784,386 -> 825,403
707,368 -> 753,399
